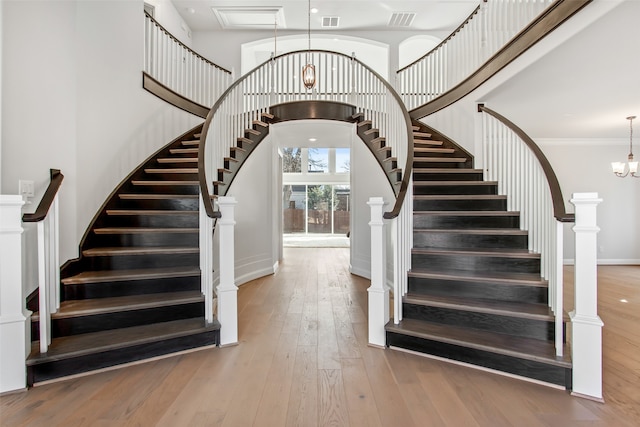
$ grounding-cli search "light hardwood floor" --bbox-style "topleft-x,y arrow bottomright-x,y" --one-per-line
1,248 -> 638,426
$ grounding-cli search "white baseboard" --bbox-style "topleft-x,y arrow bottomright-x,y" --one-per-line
349,264 -> 370,280
564,259 -> 640,265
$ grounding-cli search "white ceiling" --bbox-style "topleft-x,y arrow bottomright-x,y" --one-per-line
171,0 -> 479,32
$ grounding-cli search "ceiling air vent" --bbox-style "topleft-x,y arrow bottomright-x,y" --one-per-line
388,12 -> 416,28
322,16 -> 340,28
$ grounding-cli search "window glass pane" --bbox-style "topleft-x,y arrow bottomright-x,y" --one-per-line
307,185 -> 331,233
333,185 -> 350,234
335,148 -> 350,173
282,148 -> 302,173
308,148 -> 329,173
283,185 -> 305,233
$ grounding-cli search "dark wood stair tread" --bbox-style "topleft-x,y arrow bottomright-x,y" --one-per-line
413,228 -> 527,235
106,209 -> 198,215
119,194 -> 198,200
414,181 -> 498,186
33,291 -> 203,320
414,195 -> 506,200
144,168 -> 198,173
414,147 -> 455,153
412,247 -> 540,259
131,180 -> 198,186
408,269 -> 548,287
157,158 -> 197,163
413,132 -> 432,138
27,318 -> 219,365
83,246 -> 199,256
415,210 -> 519,216
386,319 -> 570,367
93,227 -> 198,234
414,140 -> 443,146
169,148 -> 198,154
414,157 -> 467,162
403,294 -> 554,321
414,168 -> 483,173
62,266 -> 200,285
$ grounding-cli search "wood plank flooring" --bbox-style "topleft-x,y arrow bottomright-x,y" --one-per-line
1,248 -> 638,426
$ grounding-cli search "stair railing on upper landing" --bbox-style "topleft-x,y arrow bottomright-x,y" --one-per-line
198,50 -> 413,220
143,12 -> 232,110
197,50 -> 414,347
22,169 -> 64,354
478,105 -> 574,357
398,0 -> 577,113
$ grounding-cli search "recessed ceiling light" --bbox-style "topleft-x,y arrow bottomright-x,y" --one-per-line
309,138 -> 317,142
311,7 -> 318,14
620,299 -> 628,303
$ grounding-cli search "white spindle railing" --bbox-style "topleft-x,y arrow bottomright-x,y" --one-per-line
143,12 -> 232,108
479,106 -> 573,356
398,0 -> 555,110
200,50 -> 412,204
22,169 -> 64,354
392,179 -> 413,325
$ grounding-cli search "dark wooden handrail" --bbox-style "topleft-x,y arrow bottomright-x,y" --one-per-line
23,169 -> 64,223
409,0 -> 592,119
198,49 -> 414,220
396,4 -> 481,74
145,12 -> 231,74
478,105 -> 574,222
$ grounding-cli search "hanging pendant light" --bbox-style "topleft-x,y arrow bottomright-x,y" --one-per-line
611,115 -> 639,178
302,0 -> 316,89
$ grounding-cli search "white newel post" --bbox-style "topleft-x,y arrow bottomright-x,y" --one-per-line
569,192 -> 604,401
367,197 -> 388,348
0,195 -> 27,393
216,197 -> 238,346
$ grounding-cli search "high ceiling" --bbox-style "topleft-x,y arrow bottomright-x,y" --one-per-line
171,0 -> 479,32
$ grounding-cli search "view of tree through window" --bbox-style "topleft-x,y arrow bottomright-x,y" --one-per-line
308,148 -> 328,173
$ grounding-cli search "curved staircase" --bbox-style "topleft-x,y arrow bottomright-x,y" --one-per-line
385,122 -> 572,388
26,125 -> 220,385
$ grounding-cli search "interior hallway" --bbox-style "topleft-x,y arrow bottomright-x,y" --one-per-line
1,248 -> 638,426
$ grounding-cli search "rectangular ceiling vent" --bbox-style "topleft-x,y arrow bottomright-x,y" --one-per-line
212,6 -> 286,29
388,12 -> 416,28
322,16 -> 340,28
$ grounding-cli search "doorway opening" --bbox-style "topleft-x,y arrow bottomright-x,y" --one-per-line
282,148 -> 350,248
274,121 -> 352,249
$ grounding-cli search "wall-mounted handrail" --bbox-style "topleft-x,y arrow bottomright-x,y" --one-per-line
198,49 -> 413,221
22,169 -> 64,223
22,168 -> 63,354
144,12 -> 232,109
478,104 -> 573,222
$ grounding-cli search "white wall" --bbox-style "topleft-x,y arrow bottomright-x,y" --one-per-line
350,130 -> 396,278
2,0 -> 79,298
540,139 -> 640,264
1,0 -> 200,296
144,0 -> 194,48
192,29 -> 450,82
222,134 -> 278,285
